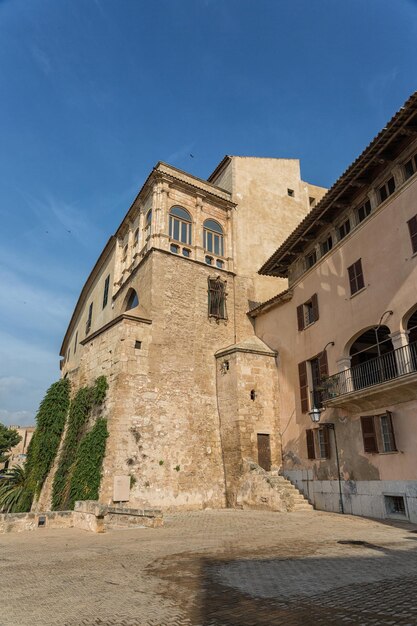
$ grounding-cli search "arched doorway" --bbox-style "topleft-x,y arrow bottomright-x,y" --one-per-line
349,325 -> 396,389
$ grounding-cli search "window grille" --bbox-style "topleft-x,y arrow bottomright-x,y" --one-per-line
208,277 -> 227,320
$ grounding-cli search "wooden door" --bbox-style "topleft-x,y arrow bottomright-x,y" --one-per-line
257,433 -> 271,471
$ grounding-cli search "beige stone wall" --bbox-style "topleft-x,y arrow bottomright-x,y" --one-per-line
211,157 -> 327,310
216,340 -> 281,505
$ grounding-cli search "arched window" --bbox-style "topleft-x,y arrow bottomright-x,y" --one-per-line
349,325 -> 396,389
203,219 -> 224,257
406,308 -> 417,345
145,210 -> 152,238
169,206 -> 192,245
133,228 -> 139,246
125,289 -> 139,311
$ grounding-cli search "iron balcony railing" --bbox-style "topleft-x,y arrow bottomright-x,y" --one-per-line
320,341 -> 417,401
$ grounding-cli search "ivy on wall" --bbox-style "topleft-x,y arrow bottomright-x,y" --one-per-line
67,418 -> 109,510
13,379 -> 71,513
51,376 -> 108,511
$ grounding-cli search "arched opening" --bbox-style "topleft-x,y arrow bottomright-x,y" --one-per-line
406,308 -> 417,345
405,307 -> 417,370
203,219 -> 224,257
349,325 -> 396,389
125,289 -> 139,311
169,206 -> 192,245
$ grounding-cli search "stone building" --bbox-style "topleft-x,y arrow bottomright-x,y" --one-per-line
1,426 -> 35,469
252,91 -> 417,523
55,157 -> 325,511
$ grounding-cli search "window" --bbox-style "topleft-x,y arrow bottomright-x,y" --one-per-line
122,244 -> 128,264
203,220 -> 224,257
360,413 -> 397,453
384,495 -> 406,517
125,289 -> 139,311
356,200 -> 371,224
208,277 -> 227,320
306,427 -> 330,460
74,331 -> 78,354
297,294 -> 319,331
216,259 -> 224,269
378,176 -> 396,203
170,243 -> 179,254
102,275 -> 110,309
407,215 -> 417,254
287,188 -> 294,197
337,218 -> 351,241
305,250 -> 317,269
133,228 -> 139,246
169,206 -> 192,245
347,259 -> 365,295
134,340 -> 142,350
205,255 -> 213,265
404,153 -> 417,180
321,235 -> 333,256
298,350 -> 328,413
182,248 -> 191,258
86,302 -> 93,335
145,210 -> 152,238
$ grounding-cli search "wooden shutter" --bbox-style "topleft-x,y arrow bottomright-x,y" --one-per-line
298,361 -> 309,413
361,416 -> 378,453
355,260 -> 365,291
319,349 -> 328,380
348,264 -> 356,294
297,305 -> 305,331
322,426 -> 331,459
306,429 -> 315,459
384,411 -> 397,452
311,293 -> 319,322
407,216 -> 417,254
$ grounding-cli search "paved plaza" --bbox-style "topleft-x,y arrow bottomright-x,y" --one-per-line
2,509 -> 417,625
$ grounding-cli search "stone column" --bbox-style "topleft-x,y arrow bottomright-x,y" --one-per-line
336,357 -> 353,394
389,330 -> 413,375
114,236 -> 125,287
194,195 -> 204,262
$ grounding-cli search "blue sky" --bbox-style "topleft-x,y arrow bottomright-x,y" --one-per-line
0,0 -> 416,426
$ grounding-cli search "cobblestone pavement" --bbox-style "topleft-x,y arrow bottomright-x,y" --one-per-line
2,509 -> 417,625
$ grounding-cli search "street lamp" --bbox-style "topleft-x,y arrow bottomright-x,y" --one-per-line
308,404 -> 323,423
307,395 -> 344,515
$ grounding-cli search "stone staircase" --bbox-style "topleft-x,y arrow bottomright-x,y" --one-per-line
266,471 -> 313,512
236,460 -> 313,512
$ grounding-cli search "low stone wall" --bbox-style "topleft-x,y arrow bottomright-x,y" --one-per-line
0,501 -> 163,534
105,506 -> 163,529
0,510 -> 73,534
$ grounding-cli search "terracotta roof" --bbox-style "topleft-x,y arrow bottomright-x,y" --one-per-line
259,91 -> 417,277
247,288 -> 293,317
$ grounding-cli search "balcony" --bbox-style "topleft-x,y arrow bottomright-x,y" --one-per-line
321,341 -> 417,411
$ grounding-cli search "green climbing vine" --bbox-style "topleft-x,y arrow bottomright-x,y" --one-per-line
8,378 -> 71,513
67,418 -> 109,509
51,375 -> 108,511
